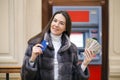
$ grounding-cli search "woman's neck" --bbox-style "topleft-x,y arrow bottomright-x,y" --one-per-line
50,33 -> 62,42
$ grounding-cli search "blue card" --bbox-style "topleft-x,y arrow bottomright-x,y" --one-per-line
41,40 -> 48,51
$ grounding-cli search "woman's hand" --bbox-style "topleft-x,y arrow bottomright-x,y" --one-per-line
82,49 -> 96,66
30,44 -> 43,62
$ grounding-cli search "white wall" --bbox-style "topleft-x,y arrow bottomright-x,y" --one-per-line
109,0 -> 120,80
0,0 -> 41,67
0,0 -> 41,79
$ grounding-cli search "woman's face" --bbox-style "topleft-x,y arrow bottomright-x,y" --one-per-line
50,13 -> 66,36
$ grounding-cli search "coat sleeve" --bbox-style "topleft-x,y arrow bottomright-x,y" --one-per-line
71,43 -> 90,80
21,44 -> 38,80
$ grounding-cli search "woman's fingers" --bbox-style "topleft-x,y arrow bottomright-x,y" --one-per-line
33,44 -> 43,54
85,49 -> 95,59
83,49 -> 96,66
30,44 -> 43,61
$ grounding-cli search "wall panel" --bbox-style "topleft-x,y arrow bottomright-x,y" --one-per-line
0,0 -> 42,79
0,0 -> 42,67
0,0 -> 21,65
109,0 -> 120,78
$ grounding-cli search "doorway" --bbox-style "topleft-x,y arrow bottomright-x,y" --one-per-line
42,0 -> 109,80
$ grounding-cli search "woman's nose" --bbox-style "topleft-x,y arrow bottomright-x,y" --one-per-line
55,22 -> 59,26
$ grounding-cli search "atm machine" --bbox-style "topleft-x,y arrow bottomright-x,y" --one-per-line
53,6 -> 102,80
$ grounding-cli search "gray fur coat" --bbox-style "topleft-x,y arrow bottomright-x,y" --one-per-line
21,32 -> 89,80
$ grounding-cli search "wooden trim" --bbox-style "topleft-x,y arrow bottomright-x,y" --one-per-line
49,0 -> 101,6
42,0 -> 52,29
0,67 -> 21,73
48,0 -> 108,6
101,0 -> 109,80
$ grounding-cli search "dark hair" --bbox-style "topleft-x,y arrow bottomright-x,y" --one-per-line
28,11 -> 72,44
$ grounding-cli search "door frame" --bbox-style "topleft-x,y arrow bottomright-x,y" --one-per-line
42,0 -> 109,80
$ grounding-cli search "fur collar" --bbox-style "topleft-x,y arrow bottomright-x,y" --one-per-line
44,32 -> 71,53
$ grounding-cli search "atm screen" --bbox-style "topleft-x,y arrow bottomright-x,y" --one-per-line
70,32 -> 84,48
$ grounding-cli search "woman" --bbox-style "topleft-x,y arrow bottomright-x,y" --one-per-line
21,11 -> 95,80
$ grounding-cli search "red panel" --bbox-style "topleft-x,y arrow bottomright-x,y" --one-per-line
88,65 -> 101,80
67,11 -> 89,22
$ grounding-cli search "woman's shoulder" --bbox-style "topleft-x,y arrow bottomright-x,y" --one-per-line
70,42 -> 78,52
71,42 -> 77,48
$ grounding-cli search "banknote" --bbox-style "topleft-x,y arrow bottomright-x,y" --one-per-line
85,38 -> 101,54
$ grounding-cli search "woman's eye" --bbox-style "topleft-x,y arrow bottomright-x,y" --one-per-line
60,22 -> 65,25
53,19 -> 57,22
